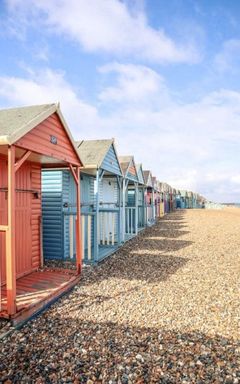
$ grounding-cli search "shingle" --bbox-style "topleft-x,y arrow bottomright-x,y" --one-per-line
76,139 -> 113,168
0,104 -> 55,138
118,156 -> 133,176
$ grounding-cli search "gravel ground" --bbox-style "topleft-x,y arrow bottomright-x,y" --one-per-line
0,208 -> 240,383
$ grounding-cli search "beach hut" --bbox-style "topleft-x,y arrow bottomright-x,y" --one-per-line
143,170 -> 155,225
192,192 -> 198,208
152,177 -> 160,218
169,187 -> 174,212
171,188 -> 177,211
42,139 -> 123,265
119,156 -> 139,241
158,182 -> 165,217
176,190 -> 182,209
163,183 -> 171,213
0,103 -> 82,323
136,164 -> 146,230
179,190 -> 189,209
196,194 -> 203,208
78,139 -> 123,262
188,191 -> 194,209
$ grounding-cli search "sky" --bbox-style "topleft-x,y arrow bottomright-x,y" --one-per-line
0,0 -> 240,202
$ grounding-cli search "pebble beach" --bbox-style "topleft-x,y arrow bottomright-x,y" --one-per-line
0,208 -> 239,383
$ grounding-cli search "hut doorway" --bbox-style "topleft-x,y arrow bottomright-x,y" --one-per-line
0,162 -> 33,284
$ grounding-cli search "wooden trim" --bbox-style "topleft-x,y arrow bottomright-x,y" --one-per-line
14,150 -> 32,173
69,163 -> 79,185
135,183 -> 138,235
94,169 -> 100,261
75,167 -> 82,274
39,216 -> 44,268
118,177 -> 122,245
87,216 -> 91,260
6,145 -> 16,315
0,225 -> 8,232
99,169 -> 105,181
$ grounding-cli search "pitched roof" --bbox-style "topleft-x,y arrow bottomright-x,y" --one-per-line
152,176 -> 157,189
118,155 -> 133,176
143,170 -> 152,187
136,164 -> 144,184
0,103 -> 74,145
76,139 -> 113,168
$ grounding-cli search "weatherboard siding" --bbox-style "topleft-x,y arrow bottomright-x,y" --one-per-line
126,163 -> 138,182
15,113 -> 80,166
101,144 -> 122,176
42,170 -> 64,260
137,170 -> 144,185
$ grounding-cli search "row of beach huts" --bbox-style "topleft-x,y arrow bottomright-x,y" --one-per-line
0,103 -> 206,324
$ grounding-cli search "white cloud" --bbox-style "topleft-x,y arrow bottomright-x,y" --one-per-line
5,0 -> 200,64
231,175 -> 240,184
0,64 -> 240,202
98,62 -> 169,105
0,68 -> 100,136
214,39 -> 240,73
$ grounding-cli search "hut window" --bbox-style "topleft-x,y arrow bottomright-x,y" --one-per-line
50,135 -> 58,145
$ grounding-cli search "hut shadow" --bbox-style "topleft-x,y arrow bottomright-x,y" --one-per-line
84,253 -> 189,285
146,230 -> 190,239
4,318 -> 238,383
128,238 -> 193,253
80,210 -> 193,285
161,212 -> 187,221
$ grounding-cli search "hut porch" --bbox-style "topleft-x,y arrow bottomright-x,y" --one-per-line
0,269 -> 79,325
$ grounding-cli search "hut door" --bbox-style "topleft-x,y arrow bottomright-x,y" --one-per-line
15,164 -> 32,278
101,179 -> 115,208
100,178 -> 116,244
0,161 -> 32,285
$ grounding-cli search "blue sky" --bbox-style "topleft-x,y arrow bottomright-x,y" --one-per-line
1,0 -> 240,202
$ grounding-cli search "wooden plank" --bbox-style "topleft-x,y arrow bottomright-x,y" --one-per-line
111,213 -> 114,245
75,167 -> 82,273
106,213 -> 109,245
87,215 -> 91,261
1,269 -> 75,315
69,215 -> 74,259
98,212 -> 101,245
0,225 -> 8,232
7,275 -> 80,325
39,216 -> 43,267
6,146 -> 16,315
131,208 -> 133,234
15,113 -> 81,166
94,170 -> 100,261
14,150 -> 32,173
82,215 -> 85,259
102,212 -> 105,245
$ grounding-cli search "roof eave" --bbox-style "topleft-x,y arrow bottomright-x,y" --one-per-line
0,135 -> 10,145
81,164 -> 98,170
7,104 -> 58,145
